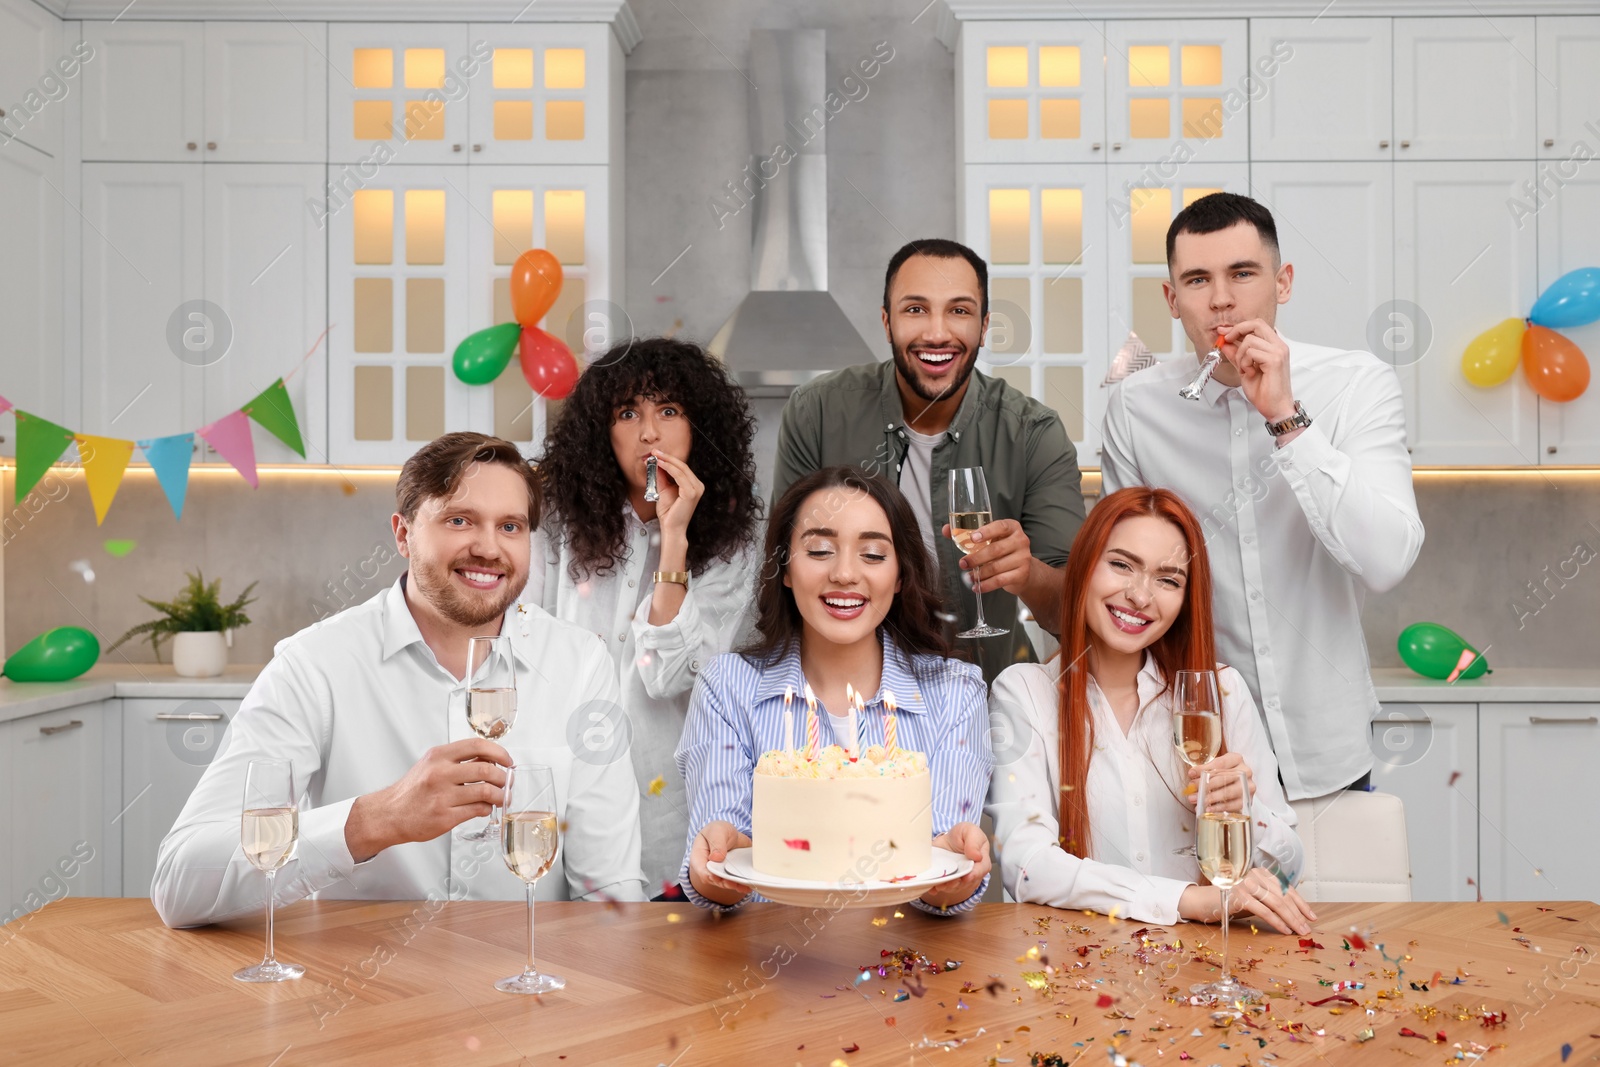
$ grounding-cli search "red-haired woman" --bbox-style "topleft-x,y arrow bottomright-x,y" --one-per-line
987,487 -> 1315,932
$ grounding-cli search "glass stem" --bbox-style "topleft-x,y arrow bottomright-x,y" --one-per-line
525,882 -> 537,977
263,869 -> 277,965
1217,886 -> 1231,984
971,562 -> 988,627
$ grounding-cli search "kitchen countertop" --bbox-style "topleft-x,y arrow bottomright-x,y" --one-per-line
0,663 -> 263,724
1371,666 -> 1600,703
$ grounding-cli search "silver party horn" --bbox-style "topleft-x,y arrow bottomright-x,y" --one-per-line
1178,330 -> 1229,401
643,456 -> 659,502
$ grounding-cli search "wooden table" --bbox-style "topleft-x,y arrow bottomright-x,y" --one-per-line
2,898 -> 1597,1066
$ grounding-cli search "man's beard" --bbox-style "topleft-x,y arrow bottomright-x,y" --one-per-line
890,336 -> 978,407
410,554 -> 524,627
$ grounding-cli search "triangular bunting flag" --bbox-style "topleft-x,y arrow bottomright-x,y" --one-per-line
73,434 -> 136,525
0,394 -> 13,416
1103,331 -> 1157,386
137,433 -> 195,520
14,410 -> 76,504
197,409 -> 259,488
241,378 -> 306,458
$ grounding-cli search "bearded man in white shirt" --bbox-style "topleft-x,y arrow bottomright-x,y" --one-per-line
1102,192 -> 1424,802
154,432 -> 647,929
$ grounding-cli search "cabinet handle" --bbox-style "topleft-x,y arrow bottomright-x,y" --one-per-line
1379,139 -> 1389,149
472,143 -> 482,152
40,720 -> 84,735
1112,142 -> 1122,151
1544,138 -> 1555,147
156,712 -> 225,721
207,141 -> 217,150
0,108 -> 6,117
1549,445 -> 1558,454
187,142 -> 197,150
1529,716 -> 1598,725
452,143 -> 462,152
1400,139 -> 1411,148
1091,142 -> 1101,151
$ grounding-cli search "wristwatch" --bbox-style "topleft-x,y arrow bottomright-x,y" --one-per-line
1265,401 -> 1312,438
653,571 -> 689,586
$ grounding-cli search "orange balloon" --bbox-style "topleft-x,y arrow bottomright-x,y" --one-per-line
1522,324 -> 1591,402
510,249 -> 563,328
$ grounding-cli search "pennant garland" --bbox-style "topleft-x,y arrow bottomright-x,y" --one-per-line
14,411 -> 75,502
0,393 -> 13,416
242,378 -> 307,458
1103,331 -> 1157,386
73,435 -> 137,525
137,433 -> 195,520
197,410 -> 260,489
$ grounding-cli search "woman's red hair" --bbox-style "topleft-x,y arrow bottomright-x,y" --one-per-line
1055,487 -> 1218,859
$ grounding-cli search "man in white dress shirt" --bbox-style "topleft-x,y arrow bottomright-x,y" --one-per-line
1102,192 -> 1424,801
154,433 -> 646,928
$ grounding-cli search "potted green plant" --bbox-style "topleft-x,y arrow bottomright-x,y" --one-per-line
107,571 -> 258,678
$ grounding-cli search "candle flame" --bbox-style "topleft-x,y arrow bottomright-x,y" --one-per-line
884,689 -> 897,714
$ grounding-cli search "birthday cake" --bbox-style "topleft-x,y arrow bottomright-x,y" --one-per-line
751,744 -> 932,883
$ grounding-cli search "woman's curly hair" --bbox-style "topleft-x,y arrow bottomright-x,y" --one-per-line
537,336 -> 761,581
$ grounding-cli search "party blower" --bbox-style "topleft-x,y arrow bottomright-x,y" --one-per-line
1179,329 -> 1229,401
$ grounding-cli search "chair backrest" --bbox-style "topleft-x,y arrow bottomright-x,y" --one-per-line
1288,790 -> 1412,902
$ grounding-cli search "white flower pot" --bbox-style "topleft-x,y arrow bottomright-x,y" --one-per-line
172,631 -> 230,678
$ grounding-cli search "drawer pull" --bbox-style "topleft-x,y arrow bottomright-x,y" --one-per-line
1376,718 -> 1430,725
40,720 -> 84,735
156,712 -> 225,722
1529,715 -> 1598,725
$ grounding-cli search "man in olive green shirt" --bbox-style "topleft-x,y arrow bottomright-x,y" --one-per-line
772,238 -> 1086,681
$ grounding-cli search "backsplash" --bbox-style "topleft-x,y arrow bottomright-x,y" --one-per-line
6,466 -> 1596,674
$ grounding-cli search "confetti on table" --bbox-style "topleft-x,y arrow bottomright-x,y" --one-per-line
1562,1043 -> 1573,1062
647,775 -> 666,796
1448,770 -> 1461,787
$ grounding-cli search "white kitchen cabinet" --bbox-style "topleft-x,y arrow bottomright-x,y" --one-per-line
4,703 -> 112,919
328,164 -> 471,465
1250,163 -> 1393,356
120,697 -> 238,900
962,163 -> 1109,460
0,0 -> 67,158
81,22 -> 325,164
1248,19 -> 1392,162
1478,704 -> 1600,901
466,22 -> 616,166
1369,703 -> 1478,902
203,164 -> 328,463
202,23 -> 327,164
80,22 -> 205,162
1394,161 -> 1540,465
1394,17 -> 1537,161
957,21 -> 1107,165
327,24 -> 472,165
0,139 -> 65,458
1104,20 -> 1249,164
1536,17 -> 1600,162
80,162 -> 206,444
1535,168 -> 1600,465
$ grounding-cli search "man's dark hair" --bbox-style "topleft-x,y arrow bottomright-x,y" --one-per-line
882,238 -> 989,319
1165,192 -> 1280,266
395,432 -> 540,525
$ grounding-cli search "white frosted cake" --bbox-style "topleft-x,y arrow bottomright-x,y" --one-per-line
751,744 -> 932,882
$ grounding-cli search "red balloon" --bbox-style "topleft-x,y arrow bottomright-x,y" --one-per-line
1522,323 -> 1591,402
510,249 -> 563,328
519,326 -> 580,400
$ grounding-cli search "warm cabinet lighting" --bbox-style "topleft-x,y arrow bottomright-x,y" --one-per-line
988,188 -> 1030,264
495,100 -> 534,140
494,48 -> 534,89
1041,188 -> 1083,264
493,190 -> 535,265
1129,188 -> 1171,264
986,45 -> 1028,87
545,100 -> 584,140
1039,45 -> 1080,87
544,48 -> 586,89
1128,45 -> 1170,87
353,189 -> 394,265
352,48 -> 393,88
1181,44 -> 1223,86
404,190 -> 446,265
544,190 -> 586,264
404,48 -> 445,89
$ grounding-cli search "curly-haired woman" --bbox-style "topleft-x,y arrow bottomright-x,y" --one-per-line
523,337 -> 764,896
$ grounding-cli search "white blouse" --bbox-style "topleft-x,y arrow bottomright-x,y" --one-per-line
522,509 -> 761,891
986,654 -> 1304,925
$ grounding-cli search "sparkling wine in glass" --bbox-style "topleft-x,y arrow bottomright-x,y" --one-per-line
234,758 -> 304,983
1190,767 -> 1260,1005
947,467 -> 1008,639
1173,669 -> 1222,783
496,764 -> 565,995
457,635 -> 518,843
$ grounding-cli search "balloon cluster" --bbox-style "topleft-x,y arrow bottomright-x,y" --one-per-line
1462,267 -> 1598,402
451,249 -> 580,400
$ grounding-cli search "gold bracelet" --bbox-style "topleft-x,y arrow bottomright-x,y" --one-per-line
653,571 -> 689,586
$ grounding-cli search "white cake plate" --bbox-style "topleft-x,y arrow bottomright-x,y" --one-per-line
706,846 -> 974,908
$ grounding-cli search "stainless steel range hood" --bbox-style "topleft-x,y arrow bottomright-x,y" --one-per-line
708,29 -> 874,398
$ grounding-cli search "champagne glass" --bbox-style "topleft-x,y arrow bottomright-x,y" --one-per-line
1169,670 -> 1222,857
497,764 -> 565,995
947,467 -> 1008,638
234,758 -> 304,983
456,635 -> 518,843
1190,767 -> 1260,1005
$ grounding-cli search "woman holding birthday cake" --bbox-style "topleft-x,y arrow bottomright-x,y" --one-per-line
675,466 -> 993,914
987,487 -> 1315,932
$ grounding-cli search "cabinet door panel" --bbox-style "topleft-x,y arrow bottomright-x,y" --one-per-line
0,142 -> 65,455
1369,703 -> 1477,902
203,164 -> 328,462
81,22 -> 204,162
7,706 -> 106,920
1536,16 -> 1600,161
326,24 -> 470,165
0,0 -> 66,157
81,163 -> 206,443
959,21 -> 1107,165
466,23 -> 612,165
1394,18 -> 1536,160
1105,20 -> 1248,163
1479,704 -> 1600,901
1249,19 -> 1391,162
1534,169 -> 1600,463
120,698 -> 238,899
204,22 -> 327,163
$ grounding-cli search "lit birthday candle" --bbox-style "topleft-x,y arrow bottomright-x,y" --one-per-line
883,689 -> 898,755
804,683 -> 819,761
783,684 -> 795,756
848,689 -> 865,760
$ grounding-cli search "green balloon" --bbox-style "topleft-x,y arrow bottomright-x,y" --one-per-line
452,323 -> 522,385
1397,622 -> 1489,680
4,626 -> 101,682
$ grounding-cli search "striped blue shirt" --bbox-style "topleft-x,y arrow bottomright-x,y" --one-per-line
675,631 -> 994,913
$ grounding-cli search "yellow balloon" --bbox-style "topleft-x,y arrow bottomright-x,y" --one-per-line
1461,317 -> 1526,387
